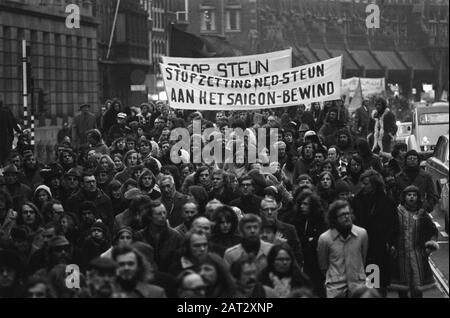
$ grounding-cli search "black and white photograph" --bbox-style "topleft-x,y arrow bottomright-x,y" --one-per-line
0,0 -> 448,301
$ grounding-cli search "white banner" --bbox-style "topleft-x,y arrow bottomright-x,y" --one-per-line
160,56 -> 342,110
341,77 -> 385,97
161,49 -> 292,77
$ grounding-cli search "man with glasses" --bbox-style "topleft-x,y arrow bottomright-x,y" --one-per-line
229,175 -> 262,215
259,197 -> 303,267
67,172 -> 113,232
317,200 -> 368,298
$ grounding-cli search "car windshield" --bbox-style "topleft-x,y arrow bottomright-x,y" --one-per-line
419,113 -> 449,125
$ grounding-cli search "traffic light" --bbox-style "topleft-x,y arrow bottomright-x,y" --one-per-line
37,89 -> 49,114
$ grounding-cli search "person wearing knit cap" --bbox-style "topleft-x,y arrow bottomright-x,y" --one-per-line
390,185 -> 439,298
32,184 -> 53,211
81,220 -> 111,266
394,149 -> 438,213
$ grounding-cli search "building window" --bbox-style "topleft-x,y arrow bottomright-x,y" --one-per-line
226,9 -> 241,31
116,13 -> 127,43
201,10 -> 216,32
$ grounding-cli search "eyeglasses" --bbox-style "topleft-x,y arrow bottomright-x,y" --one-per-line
337,212 -> 351,219
274,257 -> 291,263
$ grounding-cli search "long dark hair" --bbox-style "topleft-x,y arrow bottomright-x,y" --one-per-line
196,253 -> 236,298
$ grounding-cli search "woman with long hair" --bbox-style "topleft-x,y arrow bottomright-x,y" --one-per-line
209,205 -> 241,257
343,153 -> 364,195
258,244 -> 311,298
315,171 -> 336,212
197,252 -> 237,298
16,201 -> 45,253
114,150 -> 139,184
290,189 -> 327,297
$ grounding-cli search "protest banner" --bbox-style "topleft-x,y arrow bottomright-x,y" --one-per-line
160,56 -> 342,111
161,49 -> 292,77
342,77 -> 385,98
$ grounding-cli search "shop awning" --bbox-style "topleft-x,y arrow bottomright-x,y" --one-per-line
398,51 -> 434,72
297,46 -> 318,64
328,49 -> 359,71
312,48 -> 331,62
350,50 -> 382,71
372,51 -> 407,71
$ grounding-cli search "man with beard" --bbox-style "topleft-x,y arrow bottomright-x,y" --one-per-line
293,142 -> 315,184
133,201 -> 184,271
229,175 -> 262,215
67,172 -> 113,232
21,151 -> 43,188
230,255 -> 278,298
336,128 -> 355,162
319,106 -> 343,147
86,257 -> 118,298
352,170 -> 399,297
317,200 -> 368,298
395,150 -> 438,213
224,214 -> 273,275
175,201 -> 199,236
372,97 -> 398,153
34,236 -> 82,273
111,245 -> 166,298
159,175 -> 188,228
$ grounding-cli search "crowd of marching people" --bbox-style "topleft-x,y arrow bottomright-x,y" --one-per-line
0,97 -> 440,298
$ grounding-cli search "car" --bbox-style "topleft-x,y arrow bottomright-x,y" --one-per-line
395,121 -> 412,145
407,102 -> 449,157
425,134 -> 449,234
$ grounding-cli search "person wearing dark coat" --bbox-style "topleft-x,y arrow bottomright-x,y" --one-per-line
284,189 -> 327,297
394,150 -> 439,214
229,175 -> 262,215
66,172 -> 114,232
209,205 -> 241,257
1,164 -> 32,206
72,104 -> 97,149
390,185 -> 439,298
319,106 -> 344,148
352,169 -> 399,297
355,138 -> 382,172
159,175 -> 188,228
133,201 -> 184,272
102,99 -> 122,140
352,100 -> 371,139
292,141 -> 315,185
0,102 -> 21,167
259,197 -> 304,268
80,220 -> 111,267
